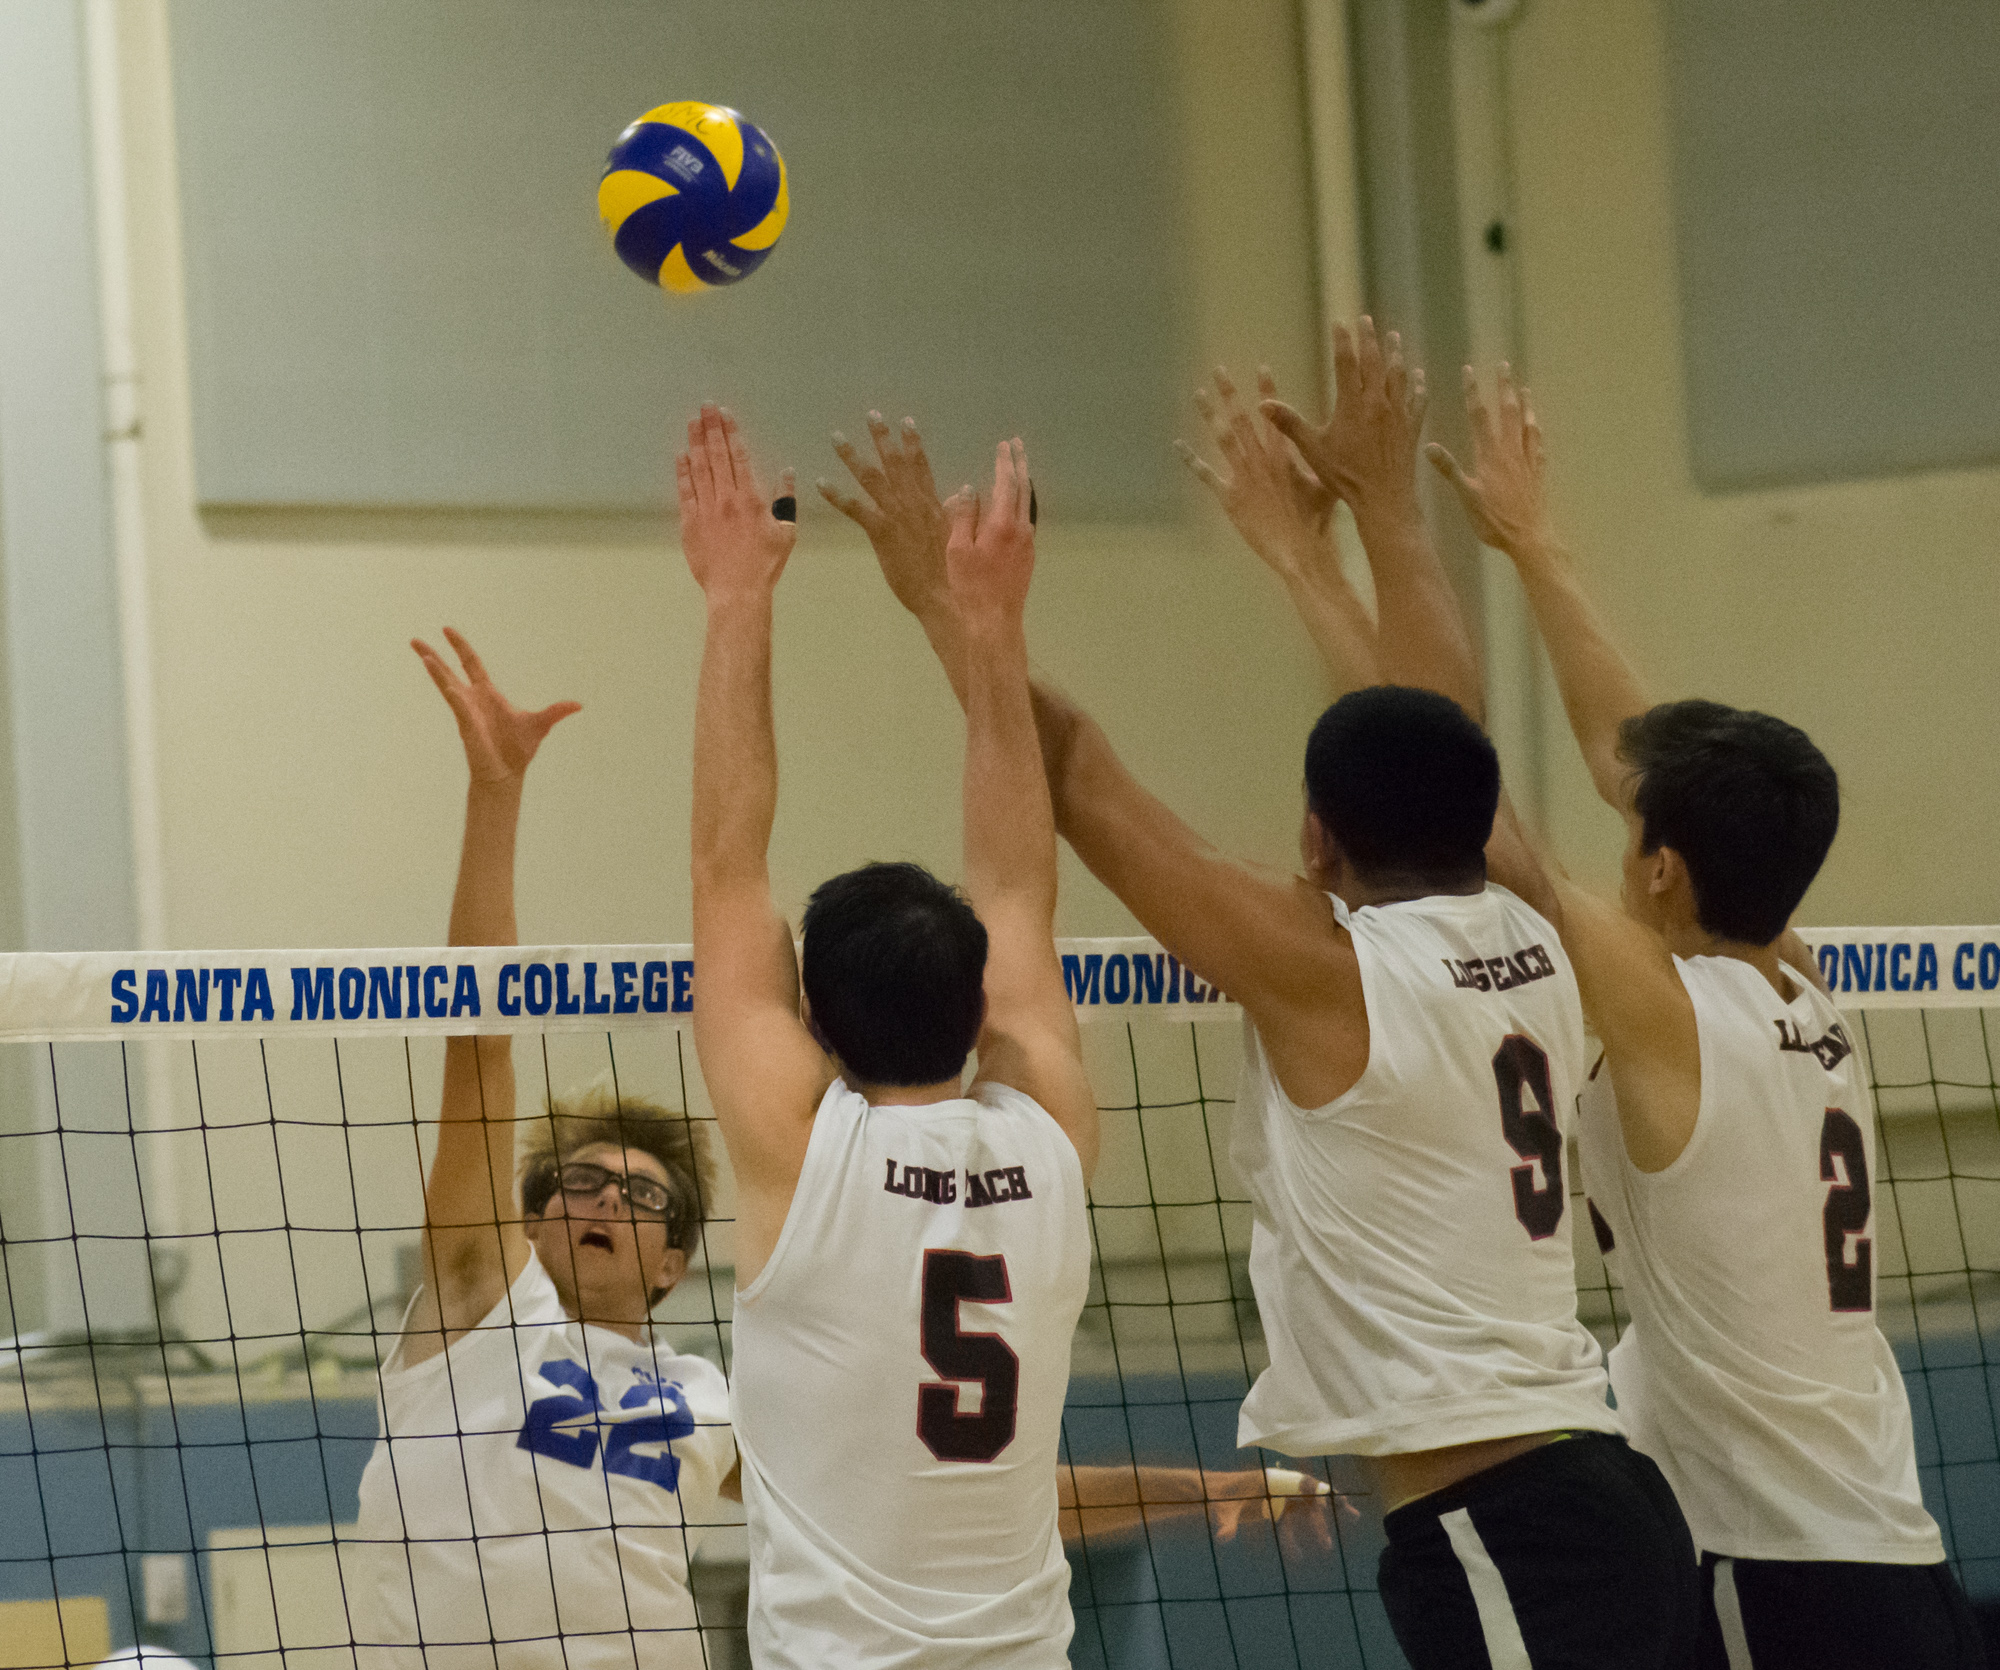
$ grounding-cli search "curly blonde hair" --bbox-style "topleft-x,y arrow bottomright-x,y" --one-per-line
515,1076 -> 714,1260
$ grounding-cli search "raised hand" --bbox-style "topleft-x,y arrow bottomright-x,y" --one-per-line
678,404 -> 797,600
945,438 -> 1035,629
411,628 -> 580,787
1424,362 -> 1553,557
819,411 -> 951,620
1261,317 -> 1428,525
1176,366 -> 1336,583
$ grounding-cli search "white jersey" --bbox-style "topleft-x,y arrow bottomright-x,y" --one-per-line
1235,886 -> 1618,1458
349,1250 -> 737,1670
1578,953 -> 1943,1563
730,1079 -> 1090,1670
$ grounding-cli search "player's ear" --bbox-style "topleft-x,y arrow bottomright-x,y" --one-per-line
1299,808 -> 1339,878
647,1247 -> 690,1308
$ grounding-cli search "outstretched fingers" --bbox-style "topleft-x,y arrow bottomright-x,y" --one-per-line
527,699 -> 584,740
411,638 -> 465,705
815,477 -> 884,533
1354,316 -> 1385,392
1259,398 -> 1315,455
676,450 -> 699,521
1425,440 -> 1475,500
688,409 -> 719,504
1329,322 -> 1361,403
441,625 -> 491,686
1174,438 -> 1226,494
1461,364 -> 1496,457
830,428 -> 891,507
898,417 -> 940,499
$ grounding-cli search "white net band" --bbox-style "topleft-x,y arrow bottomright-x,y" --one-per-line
0,926 -> 1975,1044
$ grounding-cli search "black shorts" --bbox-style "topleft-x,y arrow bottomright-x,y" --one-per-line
1696,1550 -> 1983,1670
1379,1431 -> 1699,1669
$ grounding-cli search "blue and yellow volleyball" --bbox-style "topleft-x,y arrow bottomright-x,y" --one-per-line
598,102 -> 789,294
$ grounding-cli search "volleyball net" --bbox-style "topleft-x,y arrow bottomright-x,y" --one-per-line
0,929 -> 1995,1670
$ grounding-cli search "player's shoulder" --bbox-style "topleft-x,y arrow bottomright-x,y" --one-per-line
650,1342 -> 731,1402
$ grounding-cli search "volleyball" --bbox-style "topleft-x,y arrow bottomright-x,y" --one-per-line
598,101 -> 789,294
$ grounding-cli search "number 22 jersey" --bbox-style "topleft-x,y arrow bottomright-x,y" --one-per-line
349,1249 -> 737,1670
1578,954 -> 1942,1563
730,1078 -> 1090,1670
1234,886 -> 1619,1458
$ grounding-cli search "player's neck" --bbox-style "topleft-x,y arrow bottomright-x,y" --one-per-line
1666,924 -> 1796,999
564,1295 -> 651,1341
857,1076 -> 965,1107
1338,873 -> 1486,908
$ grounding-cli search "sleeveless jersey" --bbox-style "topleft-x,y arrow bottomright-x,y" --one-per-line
1234,886 -> 1618,1457
1577,953 -> 1944,1563
348,1249 -> 737,1670
730,1079 -> 1090,1670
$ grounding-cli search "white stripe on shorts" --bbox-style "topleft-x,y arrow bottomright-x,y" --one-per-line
1440,1506 -> 1532,1670
1712,1558 -> 1754,1670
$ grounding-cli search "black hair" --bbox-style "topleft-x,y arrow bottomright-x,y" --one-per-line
800,861 -> 988,1087
1303,686 -> 1500,886
1617,699 -> 1838,945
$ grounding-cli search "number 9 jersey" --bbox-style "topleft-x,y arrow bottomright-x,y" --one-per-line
1577,954 -> 1944,1563
1233,886 -> 1619,1458
729,1078 -> 1090,1670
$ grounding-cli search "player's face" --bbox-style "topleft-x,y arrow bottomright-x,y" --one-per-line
528,1142 -> 686,1320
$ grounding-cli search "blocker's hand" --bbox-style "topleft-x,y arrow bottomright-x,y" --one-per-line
819,411 -> 951,621
678,403 -> 797,599
1261,317 -> 1428,523
1425,362 -> 1553,558
1177,365 -> 1336,584
411,628 -> 580,788
945,438 -> 1035,629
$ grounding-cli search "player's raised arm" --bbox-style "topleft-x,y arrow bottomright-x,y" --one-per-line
684,405 -> 832,1255
1425,364 -> 1650,809
404,630 -> 579,1362
1419,370 -> 1701,1169
1176,366 -> 1379,690
946,440 -> 1099,1179
836,413 -> 1340,1025
1261,318 -> 1477,714
820,411 -> 969,705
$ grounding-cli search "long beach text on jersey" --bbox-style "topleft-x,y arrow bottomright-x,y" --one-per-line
516,1357 -> 702,1493
882,1158 -> 1036,1208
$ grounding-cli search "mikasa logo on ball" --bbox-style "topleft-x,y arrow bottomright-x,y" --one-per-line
666,144 -> 704,179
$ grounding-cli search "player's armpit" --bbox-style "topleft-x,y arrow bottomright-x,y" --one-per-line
1554,877 -> 1701,1173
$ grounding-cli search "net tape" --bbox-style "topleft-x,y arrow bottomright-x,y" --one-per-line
0,926 -> 1957,1044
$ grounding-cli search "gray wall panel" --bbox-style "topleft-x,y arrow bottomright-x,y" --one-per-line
168,0 -> 1189,518
1663,0 -> 2000,489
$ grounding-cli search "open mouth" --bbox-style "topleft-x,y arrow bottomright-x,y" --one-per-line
578,1228 -> 615,1253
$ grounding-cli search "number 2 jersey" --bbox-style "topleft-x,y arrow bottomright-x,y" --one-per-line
1234,886 -> 1620,1458
348,1249 -> 737,1670
1577,953 -> 1943,1563
729,1078 -> 1090,1670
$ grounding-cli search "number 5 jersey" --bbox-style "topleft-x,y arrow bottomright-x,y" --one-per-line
349,1250 -> 737,1670
1233,886 -> 1620,1458
729,1078 -> 1090,1670
1578,954 -> 1943,1563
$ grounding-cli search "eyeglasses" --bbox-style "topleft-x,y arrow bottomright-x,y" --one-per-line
556,1161 -> 675,1220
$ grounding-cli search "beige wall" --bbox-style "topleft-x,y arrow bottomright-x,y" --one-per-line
1503,0 -> 2000,923
117,0 -> 1331,958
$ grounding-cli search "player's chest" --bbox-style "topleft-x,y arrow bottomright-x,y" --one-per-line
509,1335 -> 713,1497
